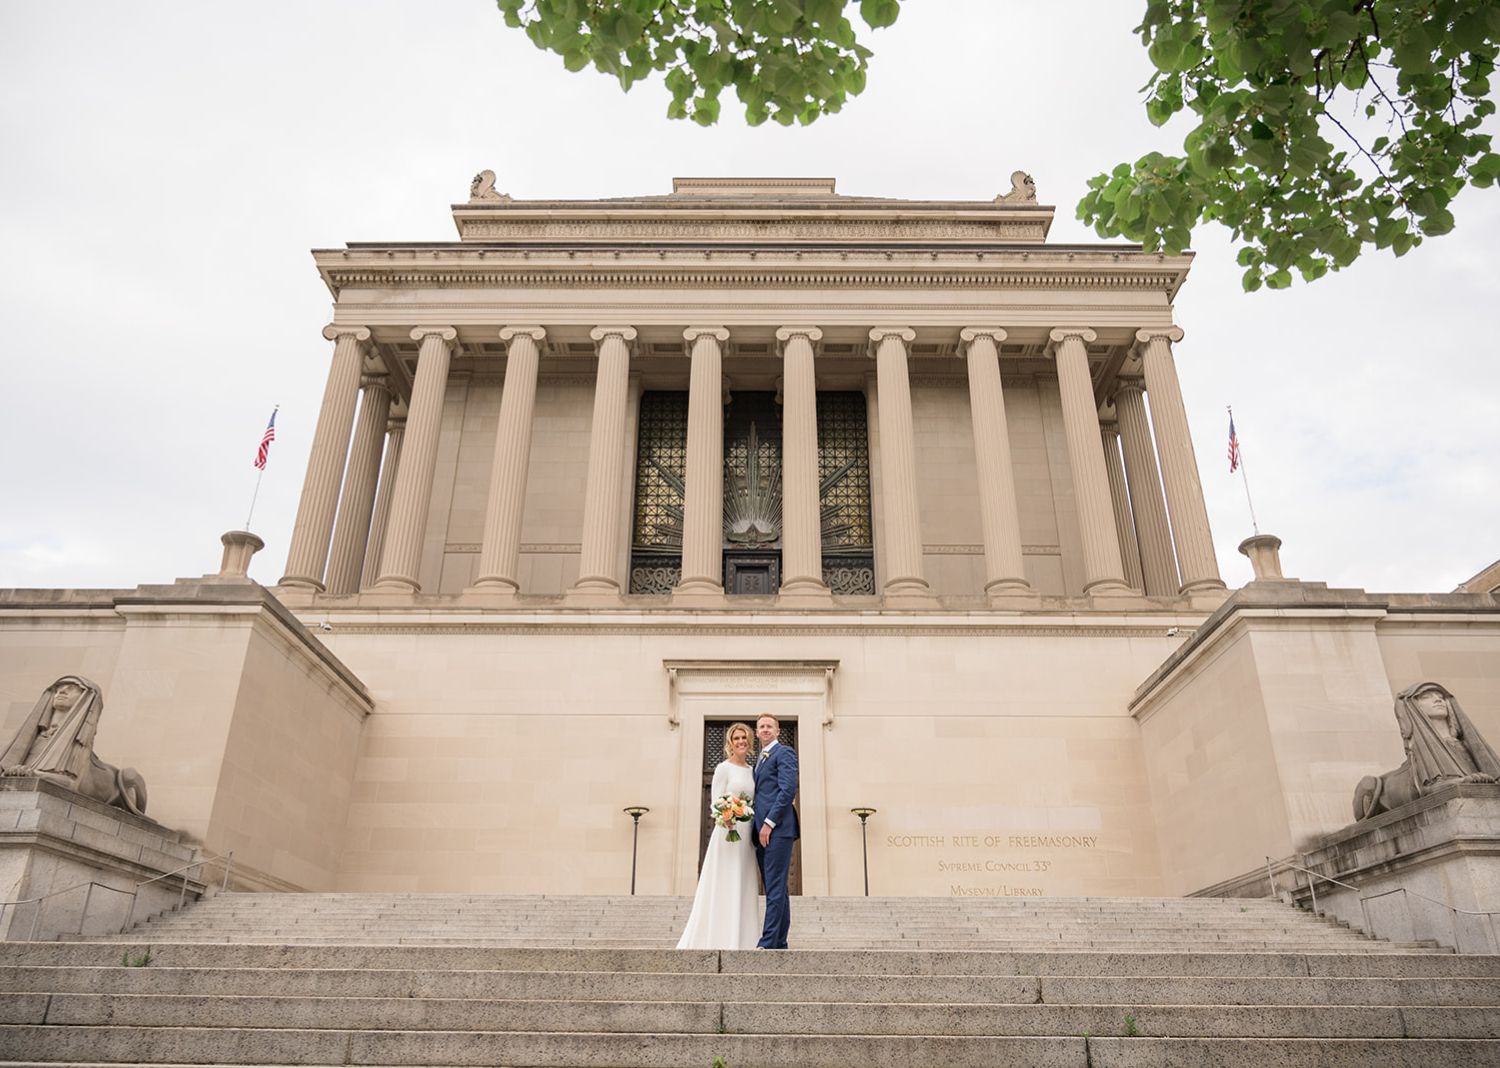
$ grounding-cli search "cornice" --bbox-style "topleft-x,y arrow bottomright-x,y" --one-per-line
317,262 -> 1189,300
319,622 -> 1182,639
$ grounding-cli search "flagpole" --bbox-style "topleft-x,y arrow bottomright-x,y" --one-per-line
246,404 -> 279,531
245,468 -> 265,532
1228,405 -> 1260,535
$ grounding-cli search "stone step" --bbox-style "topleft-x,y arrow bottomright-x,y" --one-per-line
4,1027 -> 1499,1066
4,944 -> 1486,976
6,994 -> 1500,1039
5,965 -> 1496,1006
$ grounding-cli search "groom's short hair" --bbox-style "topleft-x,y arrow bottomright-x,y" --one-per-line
757,712 -> 779,727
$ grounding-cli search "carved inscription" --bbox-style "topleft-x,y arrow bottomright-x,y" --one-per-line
883,832 -> 1100,897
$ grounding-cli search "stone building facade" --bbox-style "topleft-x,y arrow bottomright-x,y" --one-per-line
3,177 -> 1496,900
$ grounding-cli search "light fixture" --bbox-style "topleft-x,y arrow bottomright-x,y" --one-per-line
851,807 -> 877,896
623,806 -> 650,895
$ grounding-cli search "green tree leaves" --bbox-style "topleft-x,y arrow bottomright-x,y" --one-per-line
1079,1 -> 1500,290
495,0 -> 896,126
493,1 -> 1496,288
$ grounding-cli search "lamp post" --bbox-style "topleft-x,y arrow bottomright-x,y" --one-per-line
623,806 -> 649,895
851,807 -> 877,896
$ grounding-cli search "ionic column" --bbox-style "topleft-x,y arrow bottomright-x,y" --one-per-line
360,412 -> 405,590
472,326 -> 546,591
776,327 -> 829,598
1137,327 -> 1224,593
280,325 -> 370,589
1049,328 -> 1130,595
674,327 -> 730,596
1099,413 -> 1146,592
372,327 -> 456,591
572,326 -> 637,593
324,375 -> 392,594
1113,378 -> 1179,597
868,328 -> 930,596
960,328 -> 1030,596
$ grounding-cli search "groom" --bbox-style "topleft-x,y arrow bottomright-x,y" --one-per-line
752,712 -> 799,949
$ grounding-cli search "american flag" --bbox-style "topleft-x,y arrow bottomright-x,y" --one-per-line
1227,415 -> 1241,473
254,408 -> 278,470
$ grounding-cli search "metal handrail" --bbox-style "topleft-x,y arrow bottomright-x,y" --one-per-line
0,850 -> 233,942
1267,854 -> 1500,954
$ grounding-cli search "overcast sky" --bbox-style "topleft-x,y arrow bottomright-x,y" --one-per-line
3,0 -> 1496,595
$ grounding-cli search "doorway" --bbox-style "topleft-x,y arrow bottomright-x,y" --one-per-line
699,718 -> 802,895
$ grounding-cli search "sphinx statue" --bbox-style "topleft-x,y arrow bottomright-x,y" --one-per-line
1,675 -> 148,815
997,170 -> 1037,203
1353,681 -> 1500,820
468,169 -> 510,202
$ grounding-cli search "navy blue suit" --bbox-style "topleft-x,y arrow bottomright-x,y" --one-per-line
752,742 -> 799,949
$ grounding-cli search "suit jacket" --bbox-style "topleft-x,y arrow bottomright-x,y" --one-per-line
753,743 -> 800,841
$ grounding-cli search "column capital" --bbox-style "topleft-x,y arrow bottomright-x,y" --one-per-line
868,327 -> 916,346
959,327 -> 1008,357
359,373 -> 391,393
322,324 -> 371,343
1135,326 -> 1186,346
683,326 -> 730,344
589,326 -> 638,345
1108,375 -> 1146,404
775,326 -> 824,344
499,325 -> 546,345
1048,327 -> 1098,346
409,326 -> 458,344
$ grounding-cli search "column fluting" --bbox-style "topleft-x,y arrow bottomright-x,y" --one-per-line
1113,378 -> 1179,596
1137,327 -> 1225,593
280,325 -> 369,589
473,327 -> 546,590
674,327 -> 729,595
1100,415 -> 1146,592
324,375 -> 392,594
359,414 -> 405,590
373,327 -> 456,591
572,327 -> 636,592
777,327 -> 829,596
869,328 -> 929,595
960,328 -> 1030,595
1049,328 -> 1129,594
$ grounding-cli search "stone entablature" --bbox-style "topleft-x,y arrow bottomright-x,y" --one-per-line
315,248 -> 1190,302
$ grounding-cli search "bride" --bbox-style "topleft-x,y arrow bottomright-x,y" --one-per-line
676,721 -> 761,949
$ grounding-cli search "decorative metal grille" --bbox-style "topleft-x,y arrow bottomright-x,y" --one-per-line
817,392 -> 874,554
724,392 -> 784,549
629,558 -> 681,595
632,391 -> 688,551
630,392 -> 686,592
823,557 -> 876,595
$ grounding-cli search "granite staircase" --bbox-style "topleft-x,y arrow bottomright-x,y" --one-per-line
0,893 -> 1496,1066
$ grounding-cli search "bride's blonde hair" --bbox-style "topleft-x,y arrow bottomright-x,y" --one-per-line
722,722 -> 754,760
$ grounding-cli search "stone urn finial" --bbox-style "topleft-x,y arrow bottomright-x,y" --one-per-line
219,530 -> 265,577
1238,534 -> 1292,582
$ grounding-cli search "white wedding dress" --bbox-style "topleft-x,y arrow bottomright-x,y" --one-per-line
675,761 -> 761,950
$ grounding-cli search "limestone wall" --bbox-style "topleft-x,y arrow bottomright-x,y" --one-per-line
1134,584 -> 1500,897
322,616 -> 1183,897
0,582 -> 372,893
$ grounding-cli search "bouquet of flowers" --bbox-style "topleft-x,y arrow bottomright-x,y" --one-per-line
712,792 -> 754,842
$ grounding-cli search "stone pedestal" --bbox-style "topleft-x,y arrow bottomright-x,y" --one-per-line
217,531 -> 264,578
1239,534 -> 1294,581
1294,785 -> 1500,953
0,778 -> 204,942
